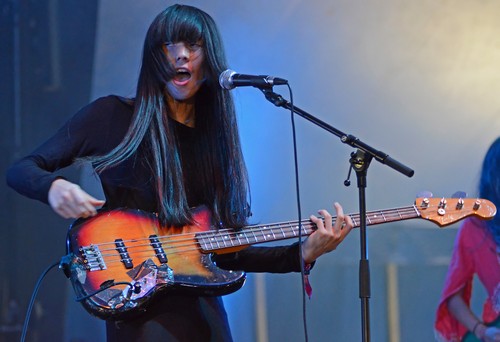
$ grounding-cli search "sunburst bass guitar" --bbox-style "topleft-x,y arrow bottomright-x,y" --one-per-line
61,197 -> 496,320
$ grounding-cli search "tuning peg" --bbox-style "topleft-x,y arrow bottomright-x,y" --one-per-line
420,197 -> 430,208
416,191 -> 433,198
473,199 -> 481,210
451,191 -> 467,198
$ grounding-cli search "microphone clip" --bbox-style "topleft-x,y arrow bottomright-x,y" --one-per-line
260,88 -> 287,107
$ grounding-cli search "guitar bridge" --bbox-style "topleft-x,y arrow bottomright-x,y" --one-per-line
80,245 -> 107,271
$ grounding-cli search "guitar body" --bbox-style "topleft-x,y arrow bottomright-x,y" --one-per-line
64,206 -> 245,320
462,316 -> 500,342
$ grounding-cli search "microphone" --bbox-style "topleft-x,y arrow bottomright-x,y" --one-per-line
219,69 -> 288,90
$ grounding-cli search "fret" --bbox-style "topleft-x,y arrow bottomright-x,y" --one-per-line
263,226 -> 274,240
285,223 -> 292,237
260,227 -> 267,241
244,229 -> 255,243
221,232 -> 229,247
278,224 -> 286,238
229,232 -> 237,247
412,205 -> 419,216
380,211 -> 387,222
214,233 -> 221,249
208,234 -> 216,249
270,226 -> 276,240
372,212 -> 381,224
297,224 -> 302,236
201,234 -> 211,250
242,231 -> 251,245
235,232 -> 243,245
396,208 -> 404,220
350,215 -> 358,227
250,229 -> 259,242
198,235 -> 206,250
303,225 -> 312,235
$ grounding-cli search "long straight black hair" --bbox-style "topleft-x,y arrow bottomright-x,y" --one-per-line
479,137 -> 500,246
88,4 -> 250,228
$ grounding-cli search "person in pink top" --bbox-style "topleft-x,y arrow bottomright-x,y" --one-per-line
435,137 -> 500,341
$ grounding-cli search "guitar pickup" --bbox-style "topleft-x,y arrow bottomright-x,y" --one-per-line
115,239 -> 133,269
149,235 -> 168,264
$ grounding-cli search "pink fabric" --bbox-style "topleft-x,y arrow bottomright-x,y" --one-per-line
434,218 -> 500,341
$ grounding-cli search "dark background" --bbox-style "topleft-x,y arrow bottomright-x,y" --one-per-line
1,1 -> 98,341
2,1 -> 498,341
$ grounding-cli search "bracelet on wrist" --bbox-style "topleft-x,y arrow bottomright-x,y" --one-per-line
472,321 -> 484,338
303,262 -> 312,275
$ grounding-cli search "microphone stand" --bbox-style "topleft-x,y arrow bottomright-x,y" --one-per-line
260,88 -> 414,342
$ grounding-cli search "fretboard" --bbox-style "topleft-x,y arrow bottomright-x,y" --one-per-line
197,205 -> 420,252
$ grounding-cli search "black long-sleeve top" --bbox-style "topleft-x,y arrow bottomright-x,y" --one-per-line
6,95 -> 306,341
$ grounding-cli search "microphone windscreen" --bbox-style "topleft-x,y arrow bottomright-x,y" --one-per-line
219,69 -> 236,90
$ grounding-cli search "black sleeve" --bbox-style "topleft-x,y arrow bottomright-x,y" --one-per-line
213,242 -> 315,273
5,95 -> 127,204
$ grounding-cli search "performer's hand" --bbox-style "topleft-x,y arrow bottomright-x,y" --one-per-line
48,178 -> 105,219
301,202 -> 354,264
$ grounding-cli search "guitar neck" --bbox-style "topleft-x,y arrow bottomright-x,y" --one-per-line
197,205 -> 420,253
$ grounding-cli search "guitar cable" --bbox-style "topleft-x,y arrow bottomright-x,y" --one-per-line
284,84 -> 311,342
75,281 -> 140,302
262,84 -> 310,341
60,254 -> 141,302
20,260 -> 59,342
20,256 -> 141,342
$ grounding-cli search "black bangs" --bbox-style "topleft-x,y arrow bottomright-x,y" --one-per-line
162,5 -> 204,44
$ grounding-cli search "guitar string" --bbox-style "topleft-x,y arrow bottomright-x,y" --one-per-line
92,201 -> 484,268
112,200 -> 478,260
82,206 -> 422,267
93,205 -> 420,253
78,198 -> 486,255
100,205 -> 420,248
93,221 -> 319,265
91,206 -> 421,263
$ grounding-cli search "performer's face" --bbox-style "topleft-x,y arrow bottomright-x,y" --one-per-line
163,41 -> 205,102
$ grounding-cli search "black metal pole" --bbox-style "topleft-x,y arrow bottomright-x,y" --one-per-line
260,89 -> 414,178
260,88 -> 413,341
350,149 -> 372,342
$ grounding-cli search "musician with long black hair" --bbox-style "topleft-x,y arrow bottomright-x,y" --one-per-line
6,4 -> 353,341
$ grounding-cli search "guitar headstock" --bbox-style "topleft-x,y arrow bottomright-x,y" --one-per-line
415,197 -> 497,227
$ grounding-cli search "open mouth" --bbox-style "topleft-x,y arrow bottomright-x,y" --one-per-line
174,69 -> 192,82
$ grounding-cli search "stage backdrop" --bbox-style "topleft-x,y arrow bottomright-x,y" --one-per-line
74,1 -> 500,341
3,1 -> 499,341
